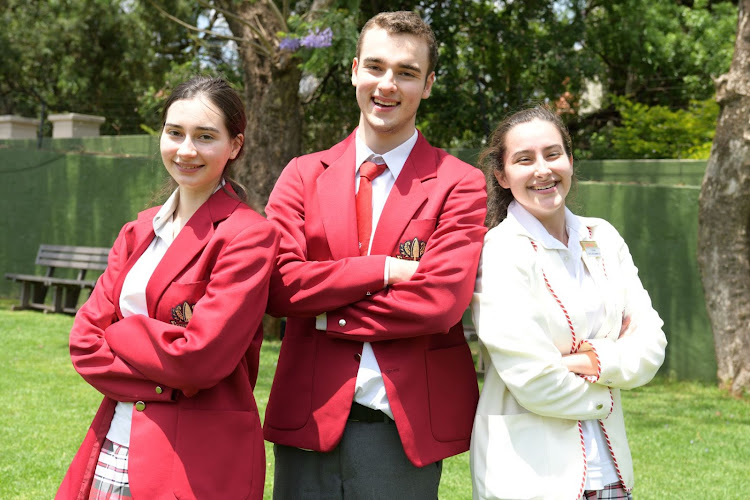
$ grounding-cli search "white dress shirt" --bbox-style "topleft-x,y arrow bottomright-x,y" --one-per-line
315,129 -> 419,419
106,188 -> 181,446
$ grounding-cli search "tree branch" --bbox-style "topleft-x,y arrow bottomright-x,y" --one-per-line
145,0 -> 268,54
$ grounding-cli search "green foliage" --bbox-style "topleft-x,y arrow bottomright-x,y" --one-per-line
415,0 -> 736,149
586,97 -> 718,159
582,0 -> 737,108
419,0 -> 592,148
0,0 -> 218,135
285,6 -> 364,152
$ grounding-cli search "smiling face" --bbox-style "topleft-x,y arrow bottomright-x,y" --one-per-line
351,27 -> 435,153
495,118 -> 573,233
160,95 -> 243,201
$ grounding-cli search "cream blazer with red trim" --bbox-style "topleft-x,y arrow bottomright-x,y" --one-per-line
470,207 -> 667,500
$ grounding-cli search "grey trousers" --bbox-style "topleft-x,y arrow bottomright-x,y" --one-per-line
272,419 -> 442,500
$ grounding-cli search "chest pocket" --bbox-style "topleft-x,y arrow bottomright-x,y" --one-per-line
156,280 -> 209,326
394,218 -> 436,261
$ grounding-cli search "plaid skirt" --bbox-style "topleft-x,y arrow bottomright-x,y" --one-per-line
88,438 -> 132,500
581,482 -> 633,499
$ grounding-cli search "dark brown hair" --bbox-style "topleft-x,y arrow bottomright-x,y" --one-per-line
356,11 -> 438,77
479,105 -> 573,228
159,75 -> 249,202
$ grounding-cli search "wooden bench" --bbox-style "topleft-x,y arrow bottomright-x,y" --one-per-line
5,244 -> 109,314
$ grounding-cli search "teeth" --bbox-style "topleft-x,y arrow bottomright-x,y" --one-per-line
531,182 -> 556,191
373,98 -> 397,107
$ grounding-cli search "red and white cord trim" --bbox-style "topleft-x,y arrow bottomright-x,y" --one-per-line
530,238 -> 588,499
598,417 -> 631,492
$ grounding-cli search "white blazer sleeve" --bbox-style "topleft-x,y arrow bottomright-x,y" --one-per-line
585,225 -> 667,389
473,232 -> 613,421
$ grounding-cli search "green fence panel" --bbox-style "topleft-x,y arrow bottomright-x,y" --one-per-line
0,139 -> 166,291
576,182 -> 714,382
0,138 -> 714,381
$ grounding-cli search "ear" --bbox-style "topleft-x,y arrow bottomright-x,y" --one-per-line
422,71 -> 435,99
229,134 -> 244,160
351,57 -> 359,87
494,170 -> 510,189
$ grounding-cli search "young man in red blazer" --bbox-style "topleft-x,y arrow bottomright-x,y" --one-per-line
264,11 -> 487,499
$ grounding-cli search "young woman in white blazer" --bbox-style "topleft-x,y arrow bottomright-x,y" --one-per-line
470,105 -> 667,500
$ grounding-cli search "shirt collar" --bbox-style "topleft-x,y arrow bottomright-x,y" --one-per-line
355,129 -> 418,180
507,200 -> 587,255
151,181 -> 225,239
152,188 -> 180,238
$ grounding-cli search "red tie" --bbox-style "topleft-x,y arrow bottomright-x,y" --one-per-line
356,160 -> 388,256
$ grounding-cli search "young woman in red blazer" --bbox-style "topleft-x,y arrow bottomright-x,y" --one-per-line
56,76 -> 279,500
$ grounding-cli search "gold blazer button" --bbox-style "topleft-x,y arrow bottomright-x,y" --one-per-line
339,319 -> 346,327
155,386 -> 163,394
135,401 -> 146,411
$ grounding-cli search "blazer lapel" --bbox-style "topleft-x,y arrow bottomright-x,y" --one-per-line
145,188 -> 239,318
317,137 -> 359,259
370,134 -> 434,256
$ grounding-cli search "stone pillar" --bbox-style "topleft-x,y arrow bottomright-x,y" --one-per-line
48,113 -> 106,138
0,115 -> 39,139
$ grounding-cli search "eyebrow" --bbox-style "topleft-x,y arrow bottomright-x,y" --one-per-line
362,57 -> 422,75
511,145 -> 563,158
164,123 -> 221,133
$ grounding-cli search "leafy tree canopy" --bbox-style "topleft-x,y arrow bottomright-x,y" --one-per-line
0,0 -> 202,134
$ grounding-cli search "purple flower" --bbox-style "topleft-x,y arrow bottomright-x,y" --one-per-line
279,37 -> 301,51
300,27 -> 333,49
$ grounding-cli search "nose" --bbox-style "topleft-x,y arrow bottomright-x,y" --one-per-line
378,69 -> 397,93
534,160 -> 552,176
177,135 -> 197,157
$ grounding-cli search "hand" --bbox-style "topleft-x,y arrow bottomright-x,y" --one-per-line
619,315 -> 632,339
387,258 -> 419,285
562,351 -> 598,376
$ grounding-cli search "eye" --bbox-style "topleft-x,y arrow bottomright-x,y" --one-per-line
165,129 -> 182,137
198,133 -> 215,141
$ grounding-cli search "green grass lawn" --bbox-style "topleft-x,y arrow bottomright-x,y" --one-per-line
0,300 -> 748,499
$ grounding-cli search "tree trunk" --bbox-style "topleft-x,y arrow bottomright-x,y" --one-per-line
697,0 -> 750,396
215,0 -> 303,213
213,1 -> 303,339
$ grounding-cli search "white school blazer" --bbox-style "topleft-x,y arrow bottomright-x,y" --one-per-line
470,203 -> 667,500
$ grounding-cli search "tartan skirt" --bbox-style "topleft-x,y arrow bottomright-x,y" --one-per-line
88,438 -> 132,500
581,482 -> 633,500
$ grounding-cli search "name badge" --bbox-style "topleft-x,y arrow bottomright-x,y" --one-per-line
580,240 -> 601,258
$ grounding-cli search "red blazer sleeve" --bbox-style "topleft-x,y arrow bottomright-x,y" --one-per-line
265,158 -> 388,318
104,221 -> 279,397
69,223 -> 177,403
326,166 -> 487,341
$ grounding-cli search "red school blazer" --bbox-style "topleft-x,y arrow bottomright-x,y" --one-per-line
263,130 -> 488,467
56,187 -> 279,500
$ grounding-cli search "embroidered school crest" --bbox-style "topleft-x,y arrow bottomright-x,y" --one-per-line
170,301 -> 194,327
398,237 -> 426,261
